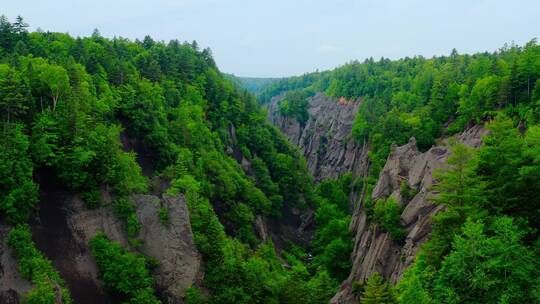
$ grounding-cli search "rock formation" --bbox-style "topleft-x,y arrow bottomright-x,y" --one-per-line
331,125 -> 487,303
0,174 -> 202,304
268,92 -> 369,182
134,194 -> 203,303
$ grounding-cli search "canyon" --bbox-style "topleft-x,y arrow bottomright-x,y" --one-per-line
267,92 -> 487,303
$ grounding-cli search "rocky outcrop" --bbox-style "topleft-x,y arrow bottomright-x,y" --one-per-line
268,93 -> 369,182
331,125 -> 487,304
28,171 -> 202,304
65,194 -> 202,304
0,225 -> 32,304
134,195 -> 203,302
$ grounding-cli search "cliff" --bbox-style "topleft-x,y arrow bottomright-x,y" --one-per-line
331,125 -> 487,303
267,93 -> 369,182
0,171 -> 202,304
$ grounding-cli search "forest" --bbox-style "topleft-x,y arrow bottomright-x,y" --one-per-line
257,39 -> 540,303
0,14 -> 539,304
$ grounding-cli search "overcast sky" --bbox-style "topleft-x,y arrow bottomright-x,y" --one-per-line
3,0 -> 539,77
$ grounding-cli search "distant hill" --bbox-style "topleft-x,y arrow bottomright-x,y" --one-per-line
224,74 -> 281,96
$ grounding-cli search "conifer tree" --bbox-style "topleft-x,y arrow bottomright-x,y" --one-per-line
360,272 -> 397,304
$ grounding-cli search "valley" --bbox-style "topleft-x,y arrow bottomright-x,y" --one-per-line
0,15 -> 539,304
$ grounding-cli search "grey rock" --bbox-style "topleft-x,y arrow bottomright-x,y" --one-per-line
45,193 -> 201,304
268,93 -> 368,182
134,194 -> 203,303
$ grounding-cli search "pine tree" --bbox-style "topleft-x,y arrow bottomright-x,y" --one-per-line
0,68 -> 27,126
360,272 -> 397,304
12,16 -> 28,35
0,15 -> 14,51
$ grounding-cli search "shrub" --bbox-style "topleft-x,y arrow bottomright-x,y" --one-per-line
89,233 -> 160,303
158,207 -> 169,226
8,225 -> 73,303
373,198 -> 406,241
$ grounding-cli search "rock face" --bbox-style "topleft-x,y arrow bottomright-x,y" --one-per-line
28,173 -> 202,304
268,92 -> 369,182
134,195 -> 203,303
331,125 -> 487,304
65,194 -> 202,304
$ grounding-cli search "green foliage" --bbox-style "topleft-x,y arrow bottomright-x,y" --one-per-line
399,182 -> 418,203
372,197 -> 406,241
312,174 -> 353,281
8,16 -> 540,304
260,40 -> 540,183
226,75 -> 281,96
398,116 -> 540,303
185,286 -> 209,304
0,125 -> 38,223
157,207 -> 169,225
0,15 -> 336,303
89,234 -> 160,304
113,197 -> 141,240
7,225 -> 73,304
0,64 -> 28,124
59,123 -> 147,195
396,259 -> 431,304
30,112 -> 60,167
360,272 -> 397,304
278,89 -> 310,125
433,217 -> 539,304
81,189 -> 101,209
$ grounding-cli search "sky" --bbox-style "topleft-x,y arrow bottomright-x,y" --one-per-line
3,0 -> 539,77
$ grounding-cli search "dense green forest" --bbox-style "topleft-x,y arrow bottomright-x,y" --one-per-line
0,16 -> 352,303
258,41 -> 540,303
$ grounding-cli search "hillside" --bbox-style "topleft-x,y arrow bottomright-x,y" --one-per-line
224,74 -> 281,96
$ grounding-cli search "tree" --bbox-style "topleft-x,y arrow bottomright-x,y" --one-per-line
31,112 -> 60,166
90,234 -> 160,303
0,66 -> 27,125
0,15 -> 14,51
8,225 -> 73,303
458,76 -> 501,123
37,64 -> 70,111
427,142 -> 487,265
360,272 -> 397,304
0,125 -> 38,223
433,217 -> 539,304
12,16 -> 28,35
372,197 -> 405,241
433,142 -> 486,213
